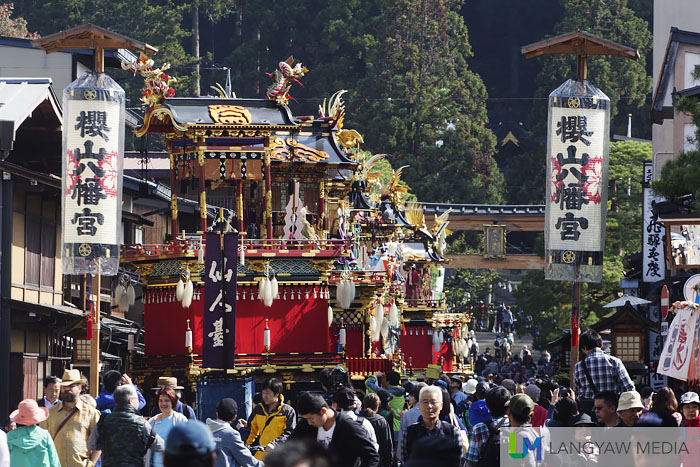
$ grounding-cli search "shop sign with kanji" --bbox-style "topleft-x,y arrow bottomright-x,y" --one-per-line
545,79 -> 610,282
62,73 -> 125,276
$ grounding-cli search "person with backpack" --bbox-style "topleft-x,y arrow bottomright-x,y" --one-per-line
465,386 -> 511,466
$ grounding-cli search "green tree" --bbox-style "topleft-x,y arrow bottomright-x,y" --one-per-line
353,0 -> 505,205
515,140 -> 650,349
444,268 -> 499,312
0,3 -> 37,38
532,0 -> 652,125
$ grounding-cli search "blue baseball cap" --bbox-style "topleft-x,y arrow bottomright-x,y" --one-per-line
434,379 -> 448,389
165,420 -> 216,457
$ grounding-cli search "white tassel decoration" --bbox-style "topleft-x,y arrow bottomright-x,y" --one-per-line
115,284 -> 125,305
183,281 -> 194,308
389,302 -> 399,327
198,246 -> 204,264
328,305 -> 333,327
432,329 -> 440,353
374,304 -> 383,329
263,279 -> 273,307
348,281 -> 356,307
337,281 -> 346,308
370,316 -> 377,334
381,317 -> 389,339
239,247 -> 245,266
175,279 -> 185,301
126,284 -> 135,306
119,292 -> 129,313
271,277 -> 279,299
258,279 -> 265,300
461,338 -> 470,359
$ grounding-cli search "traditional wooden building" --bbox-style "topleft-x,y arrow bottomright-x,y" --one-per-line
548,301 -> 660,384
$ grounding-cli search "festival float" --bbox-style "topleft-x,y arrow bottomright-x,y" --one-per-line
118,55 -> 472,414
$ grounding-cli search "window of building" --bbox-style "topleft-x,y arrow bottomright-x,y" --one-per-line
24,195 -> 56,290
615,334 -> 641,362
74,339 -> 91,362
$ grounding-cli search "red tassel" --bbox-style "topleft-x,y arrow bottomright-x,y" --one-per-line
86,313 -> 93,340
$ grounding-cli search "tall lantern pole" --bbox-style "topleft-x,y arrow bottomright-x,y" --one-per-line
33,25 -> 157,397
521,31 -> 639,383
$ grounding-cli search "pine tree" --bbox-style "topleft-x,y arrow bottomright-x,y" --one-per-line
532,0 -> 652,124
353,0 -> 504,204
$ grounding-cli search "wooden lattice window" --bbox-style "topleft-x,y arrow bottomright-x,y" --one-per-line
74,339 -> 91,362
615,334 -> 641,362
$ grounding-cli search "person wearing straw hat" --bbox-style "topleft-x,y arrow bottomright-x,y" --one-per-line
43,369 -> 101,467
150,377 -> 196,420
6,399 -> 59,466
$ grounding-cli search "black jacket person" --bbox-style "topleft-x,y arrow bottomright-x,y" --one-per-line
88,385 -> 164,467
290,392 -> 379,467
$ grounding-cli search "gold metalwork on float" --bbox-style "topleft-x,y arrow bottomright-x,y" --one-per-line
567,97 -> 580,109
270,138 -> 329,162
78,243 -> 92,257
208,105 -> 252,124
562,250 -> 576,264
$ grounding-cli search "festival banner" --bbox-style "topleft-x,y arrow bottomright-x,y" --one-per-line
643,161 -> 666,282
544,80 -> 610,283
202,233 -> 238,369
658,305 -> 697,381
62,73 -> 125,276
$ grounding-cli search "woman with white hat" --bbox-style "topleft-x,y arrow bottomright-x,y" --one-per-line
6,399 -> 60,466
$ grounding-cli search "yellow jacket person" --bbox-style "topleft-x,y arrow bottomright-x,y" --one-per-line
243,378 -> 296,460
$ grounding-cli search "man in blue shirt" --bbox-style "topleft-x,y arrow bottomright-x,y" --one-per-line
96,370 -> 146,412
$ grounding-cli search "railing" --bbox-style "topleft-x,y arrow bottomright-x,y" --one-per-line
403,298 -> 446,309
121,237 -> 350,261
346,357 -> 393,376
328,270 -> 388,284
135,352 -> 343,370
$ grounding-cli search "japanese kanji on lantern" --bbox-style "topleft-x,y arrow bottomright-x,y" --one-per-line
545,79 -> 610,283
62,73 -> 125,276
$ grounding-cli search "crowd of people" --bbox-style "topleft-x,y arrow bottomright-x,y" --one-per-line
0,328 -> 698,466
